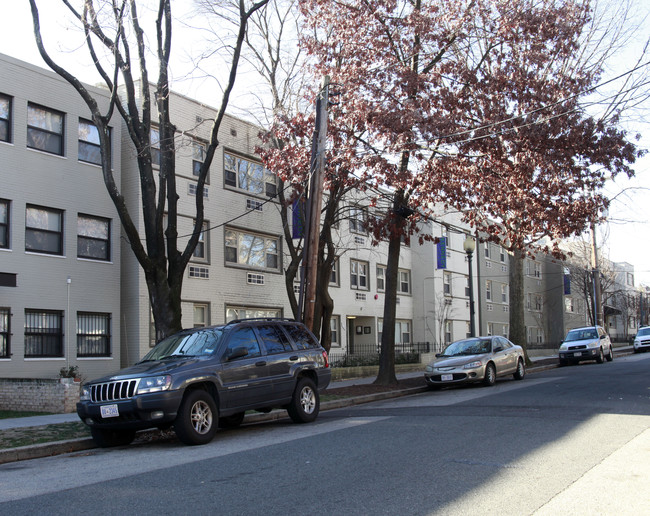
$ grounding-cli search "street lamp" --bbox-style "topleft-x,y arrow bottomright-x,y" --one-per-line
464,235 -> 476,337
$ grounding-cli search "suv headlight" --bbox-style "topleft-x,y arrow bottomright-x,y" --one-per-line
80,385 -> 91,401
137,375 -> 172,394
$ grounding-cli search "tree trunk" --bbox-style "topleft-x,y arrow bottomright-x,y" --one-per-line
509,249 -> 531,365
374,190 -> 407,385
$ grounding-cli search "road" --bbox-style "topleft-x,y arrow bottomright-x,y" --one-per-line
1,353 -> 648,515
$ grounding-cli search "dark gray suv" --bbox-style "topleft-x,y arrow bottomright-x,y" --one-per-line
77,318 -> 331,447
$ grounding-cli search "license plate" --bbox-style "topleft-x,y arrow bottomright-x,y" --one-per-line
573,352 -> 582,357
100,404 -> 119,418
441,374 -> 453,382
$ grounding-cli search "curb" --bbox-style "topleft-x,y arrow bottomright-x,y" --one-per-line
0,356 -> 629,466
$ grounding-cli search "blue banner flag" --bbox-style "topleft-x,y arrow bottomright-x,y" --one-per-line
436,238 -> 447,269
292,199 -> 305,239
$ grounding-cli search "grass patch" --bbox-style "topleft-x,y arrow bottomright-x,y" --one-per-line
0,422 -> 91,450
0,410 -> 52,420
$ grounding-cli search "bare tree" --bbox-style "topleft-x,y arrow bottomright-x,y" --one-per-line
28,0 -> 269,341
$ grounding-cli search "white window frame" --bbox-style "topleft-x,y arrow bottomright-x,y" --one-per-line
350,259 -> 369,290
225,228 -> 279,271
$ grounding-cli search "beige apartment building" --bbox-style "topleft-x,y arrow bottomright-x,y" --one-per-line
0,54 -> 638,382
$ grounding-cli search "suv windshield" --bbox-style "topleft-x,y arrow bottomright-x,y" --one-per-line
140,329 -> 224,362
637,328 -> 650,337
441,338 -> 491,356
565,328 -> 598,342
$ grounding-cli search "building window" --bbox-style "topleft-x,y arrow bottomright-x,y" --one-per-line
487,322 -> 493,336
27,103 -> 64,155
465,277 -> 471,297
77,214 -> 110,261
395,320 -> 411,345
500,248 -> 506,263
445,321 -> 452,344
224,152 -> 277,197
225,306 -> 281,322
193,303 -> 209,328
443,271 -> 452,295
501,284 -> 508,303
484,244 -> 490,259
486,280 -> 492,301
627,273 -> 634,286
534,262 -> 542,278
0,308 -> 9,358
24,309 -> 63,357
225,229 -> 279,271
377,265 -> 386,292
535,295 -> 542,311
398,269 -> 411,295
0,199 -> 9,249
78,118 -> 108,165
350,260 -> 369,290
77,312 -> 111,357
349,206 -> 365,234
192,221 -> 208,261
0,94 -> 11,143
330,259 -> 339,286
150,127 -> 160,166
565,297 -> 574,313
466,322 -> 471,338
193,141 -> 206,177
25,205 -> 63,255
527,293 -> 532,310
330,315 -> 340,347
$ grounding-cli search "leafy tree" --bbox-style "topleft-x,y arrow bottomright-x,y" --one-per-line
28,0 -> 269,341
298,0 -> 642,382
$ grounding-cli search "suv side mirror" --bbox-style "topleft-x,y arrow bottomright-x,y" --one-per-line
227,346 -> 249,361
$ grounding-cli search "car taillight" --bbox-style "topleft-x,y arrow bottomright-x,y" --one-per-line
322,350 -> 330,368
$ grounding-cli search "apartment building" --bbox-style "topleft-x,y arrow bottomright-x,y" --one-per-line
0,54 -> 636,381
0,53 -> 122,380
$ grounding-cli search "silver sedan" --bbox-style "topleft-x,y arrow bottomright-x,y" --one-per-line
424,336 -> 526,388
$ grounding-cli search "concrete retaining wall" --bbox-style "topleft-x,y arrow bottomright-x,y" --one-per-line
0,378 -> 80,414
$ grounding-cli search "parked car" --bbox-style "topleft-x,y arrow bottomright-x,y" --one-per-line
77,318 -> 331,447
633,326 -> 650,353
424,336 -> 526,389
558,326 -> 613,366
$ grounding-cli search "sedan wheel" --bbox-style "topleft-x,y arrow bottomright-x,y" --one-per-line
513,358 -> 526,380
483,363 -> 496,387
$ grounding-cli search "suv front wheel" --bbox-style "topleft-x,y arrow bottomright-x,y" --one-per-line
287,377 -> 319,424
174,389 -> 218,445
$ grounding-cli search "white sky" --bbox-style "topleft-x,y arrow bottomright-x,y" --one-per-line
3,1 -> 650,284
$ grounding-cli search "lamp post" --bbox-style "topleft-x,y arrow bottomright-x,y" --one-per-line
464,235 -> 476,337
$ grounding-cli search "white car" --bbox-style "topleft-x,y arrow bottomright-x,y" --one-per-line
633,326 -> 650,353
559,326 -> 613,366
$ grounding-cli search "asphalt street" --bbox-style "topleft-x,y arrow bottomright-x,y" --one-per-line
0,351 -> 648,515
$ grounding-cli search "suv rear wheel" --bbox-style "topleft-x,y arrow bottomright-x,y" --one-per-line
174,390 -> 217,445
287,377 -> 319,423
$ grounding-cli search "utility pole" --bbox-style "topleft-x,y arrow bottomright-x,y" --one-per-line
590,221 -> 603,327
302,76 -> 330,331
